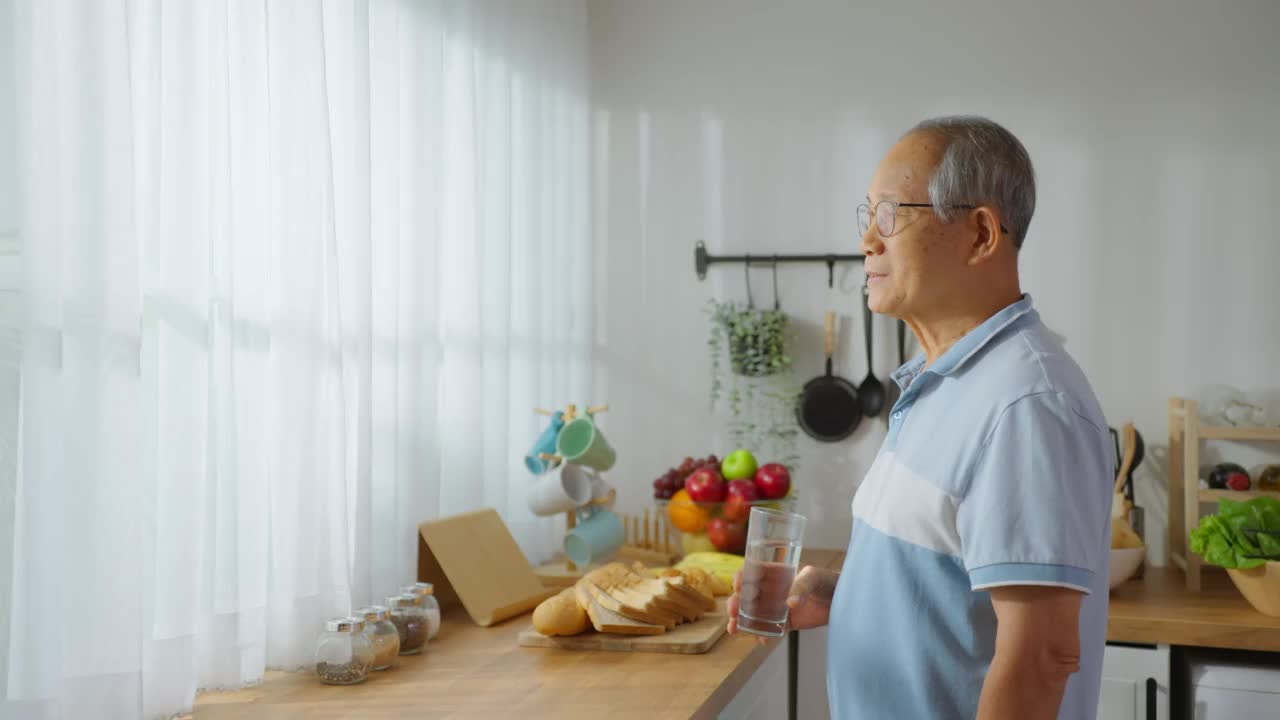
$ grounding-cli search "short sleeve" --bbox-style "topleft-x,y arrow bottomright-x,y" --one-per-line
957,391 -> 1111,594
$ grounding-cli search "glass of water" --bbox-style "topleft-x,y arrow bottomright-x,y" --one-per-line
736,506 -> 807,637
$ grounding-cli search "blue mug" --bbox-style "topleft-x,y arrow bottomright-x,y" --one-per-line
564,507 -> 624,566
525,411 -> 565,475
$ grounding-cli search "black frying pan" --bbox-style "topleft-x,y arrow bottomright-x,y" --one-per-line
797,311 -> 861,442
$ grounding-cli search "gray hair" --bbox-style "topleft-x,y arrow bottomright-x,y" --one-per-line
907,116 -> 1036,250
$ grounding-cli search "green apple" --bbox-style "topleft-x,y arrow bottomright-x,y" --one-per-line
720,448 -> 758,481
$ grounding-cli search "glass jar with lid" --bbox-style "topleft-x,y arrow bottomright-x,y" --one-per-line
402,582 -> 441,640
386,594 -> 428,655
314,617 -> 375,685
357,605 -> 401,670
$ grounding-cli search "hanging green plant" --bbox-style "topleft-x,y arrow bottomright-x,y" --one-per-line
708,301 -> 791,378
707,299 -> 799,471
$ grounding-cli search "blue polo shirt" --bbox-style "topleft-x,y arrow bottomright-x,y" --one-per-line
826,295 -> 1112,719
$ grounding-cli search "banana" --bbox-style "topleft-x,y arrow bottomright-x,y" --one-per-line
675,552 -> 745,587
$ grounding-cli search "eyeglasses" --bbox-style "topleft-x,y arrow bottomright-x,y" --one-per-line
856,200 -> 1008,237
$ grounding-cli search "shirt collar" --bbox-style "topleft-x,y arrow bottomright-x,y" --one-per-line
890,294 -> 1037,390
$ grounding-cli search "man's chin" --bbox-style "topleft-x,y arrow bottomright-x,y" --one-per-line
865,287 -> 896,316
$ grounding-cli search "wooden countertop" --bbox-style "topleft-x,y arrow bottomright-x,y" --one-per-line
189,552 -> 1279,718
191,549 -> 846,720
1108,567 -> 1280,652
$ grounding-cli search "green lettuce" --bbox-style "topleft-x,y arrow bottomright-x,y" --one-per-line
1189,497 -> 1280,569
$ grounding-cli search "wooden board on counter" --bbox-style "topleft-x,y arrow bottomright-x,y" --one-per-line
518,603 -> 727,654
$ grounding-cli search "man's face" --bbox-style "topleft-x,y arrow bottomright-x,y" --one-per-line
861,132 -> 972,318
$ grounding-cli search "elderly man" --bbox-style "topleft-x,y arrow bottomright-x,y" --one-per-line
728,116 -> 1112,719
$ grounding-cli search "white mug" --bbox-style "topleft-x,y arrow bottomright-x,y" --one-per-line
588,474 -> 616,511
527,462 -> 594,517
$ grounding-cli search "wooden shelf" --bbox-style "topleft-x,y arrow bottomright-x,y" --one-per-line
1199,425 -> 1280,441
1199,489 -> 1280,502
1169,397 -> 1280,592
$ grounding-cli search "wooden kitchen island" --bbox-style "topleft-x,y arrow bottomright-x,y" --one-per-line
189,550 -> 849,720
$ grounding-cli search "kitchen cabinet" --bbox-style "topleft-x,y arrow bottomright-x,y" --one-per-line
1186,651 -> 1280,717
1098,644 -> 1170,720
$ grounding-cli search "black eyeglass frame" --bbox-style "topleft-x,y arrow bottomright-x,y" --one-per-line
857,200 -> 1010,237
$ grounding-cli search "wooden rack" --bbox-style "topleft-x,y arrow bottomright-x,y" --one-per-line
1168,397 -> 1280,590
615,508 -> 680,565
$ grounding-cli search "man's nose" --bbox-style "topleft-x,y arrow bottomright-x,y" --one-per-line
860,225 -> 884,257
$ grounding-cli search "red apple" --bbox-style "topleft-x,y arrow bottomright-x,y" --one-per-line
722,493 -> 753,523
727,479 -> 759,501
753,463 -> 791,500
685,466 -> 726,503
706,517 -> 747,554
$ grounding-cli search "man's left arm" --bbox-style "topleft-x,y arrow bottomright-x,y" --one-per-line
957,391 -> 1113,719
977,585 -> 1084,720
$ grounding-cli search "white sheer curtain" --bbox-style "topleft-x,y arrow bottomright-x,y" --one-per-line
5,0 -> 591,717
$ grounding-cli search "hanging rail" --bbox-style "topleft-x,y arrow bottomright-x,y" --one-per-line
693,241 -> 864,288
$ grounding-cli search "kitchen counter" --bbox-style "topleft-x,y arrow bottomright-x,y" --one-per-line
1108,566 -> 1280,652
190,552 -> 1279,718
191,618 -> 770,720
190,549 -> 846,720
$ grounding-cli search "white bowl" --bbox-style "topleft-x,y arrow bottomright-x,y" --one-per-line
1109,547 -> 1146,589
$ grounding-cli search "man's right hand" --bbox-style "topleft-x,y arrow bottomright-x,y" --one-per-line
726,565 -> 839,643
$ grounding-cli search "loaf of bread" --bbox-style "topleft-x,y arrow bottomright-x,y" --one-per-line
532,587 -> 590,636
532,561 -> 723,638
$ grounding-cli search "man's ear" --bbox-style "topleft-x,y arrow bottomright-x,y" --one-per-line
967,207 -> 1005,265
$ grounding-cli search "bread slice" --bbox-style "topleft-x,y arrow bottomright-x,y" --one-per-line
599,584 -> 683,628
611,576 -> 705,621
591,584 -> 686,627
659,572 -> 717,612
575,581 -> 665,635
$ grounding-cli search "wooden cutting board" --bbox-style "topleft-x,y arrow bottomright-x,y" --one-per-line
518,602 -> 728,654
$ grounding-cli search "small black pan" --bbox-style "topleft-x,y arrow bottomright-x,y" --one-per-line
797,311 -> 861,442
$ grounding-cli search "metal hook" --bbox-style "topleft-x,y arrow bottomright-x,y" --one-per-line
744,255 -> 754,308
825,255 -> 836,289
771,256 -> 780,310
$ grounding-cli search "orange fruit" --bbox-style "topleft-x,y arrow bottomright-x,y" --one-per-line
667,489 -> 711,533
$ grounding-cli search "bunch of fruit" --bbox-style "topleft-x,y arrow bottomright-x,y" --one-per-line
654,449 -> 792,555
651,455 -> 719,500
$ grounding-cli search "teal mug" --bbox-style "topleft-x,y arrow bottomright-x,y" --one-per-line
564,507 -> 624,566
556,417 -> 616,472
525,411 -> 565,475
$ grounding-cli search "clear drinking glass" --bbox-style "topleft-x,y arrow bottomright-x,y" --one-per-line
736,506 -> 807,637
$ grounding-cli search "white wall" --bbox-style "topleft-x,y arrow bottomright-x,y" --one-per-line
588,0 -> 1280,557
0,0 -> 17,698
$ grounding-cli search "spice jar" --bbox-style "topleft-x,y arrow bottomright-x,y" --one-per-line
386,594 -> 428,655
358,605 -> 401,670
315,617 -> 375,685
402,582 -> 442,640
